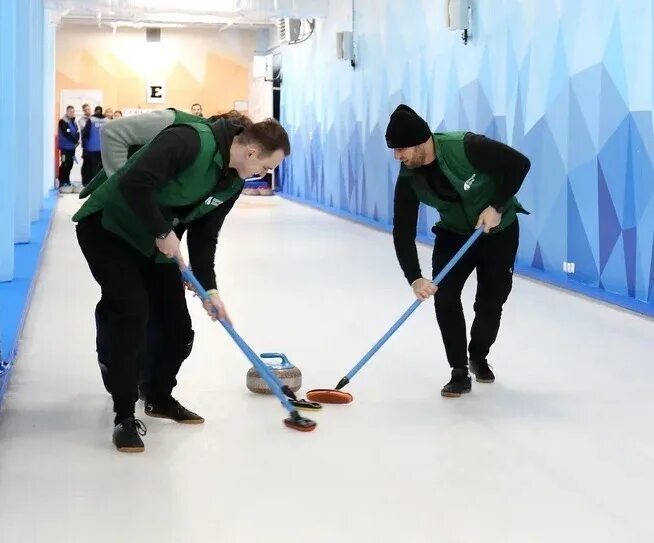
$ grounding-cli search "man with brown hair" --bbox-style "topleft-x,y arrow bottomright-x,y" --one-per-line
91,108 -> 254,404
99,108 -> 253,178
72,115 -> 290,452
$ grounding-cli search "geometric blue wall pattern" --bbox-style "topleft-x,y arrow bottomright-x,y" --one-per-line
278,0 -> 654,309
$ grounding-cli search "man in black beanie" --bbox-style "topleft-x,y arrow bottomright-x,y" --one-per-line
386,104 -> 531,397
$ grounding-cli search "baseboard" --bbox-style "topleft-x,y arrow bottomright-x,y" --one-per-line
278,192 -> 653,319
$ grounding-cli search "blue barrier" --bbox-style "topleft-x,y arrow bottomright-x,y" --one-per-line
0,190 -> 57,407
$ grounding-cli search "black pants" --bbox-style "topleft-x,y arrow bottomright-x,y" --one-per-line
58,150 -> 75,185
81,151 -> 102,186
76,212 -> 194,420
432,219 -> 519,369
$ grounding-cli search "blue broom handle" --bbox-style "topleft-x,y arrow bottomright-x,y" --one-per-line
345,227 -> 483,381
178,263 -> 297,414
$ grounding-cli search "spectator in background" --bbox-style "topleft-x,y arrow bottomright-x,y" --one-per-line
78,103 -> 92,132
81,106 -> 109,186
81,103 -> 92,120
112,110 -> 123,119
57,105 -> 79,193
191,103 -> 203,117
79,103 -> 92,184
104,107 -> 114,120
77,103 -> 92,138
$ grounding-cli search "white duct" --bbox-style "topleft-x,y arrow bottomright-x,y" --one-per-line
46,0 -> 329,20
235,0 -> 329,18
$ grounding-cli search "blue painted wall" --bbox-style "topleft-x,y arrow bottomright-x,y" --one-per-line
0,0 -> 57,404
278,0 -> 654,310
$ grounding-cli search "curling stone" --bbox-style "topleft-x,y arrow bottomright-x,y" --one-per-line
246,353 -> 302,394
243,179 -> 263,196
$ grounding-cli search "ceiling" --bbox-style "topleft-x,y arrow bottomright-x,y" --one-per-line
45,0 -> 330,29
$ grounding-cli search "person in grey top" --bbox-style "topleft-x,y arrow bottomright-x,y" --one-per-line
92,107 -> 254,408
100,109 -> 178,176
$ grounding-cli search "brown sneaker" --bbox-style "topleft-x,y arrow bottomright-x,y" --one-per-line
144,397 -> 204,424
441,368 -> 472,397
113,417 -> 147,452
469,360 -> 495,383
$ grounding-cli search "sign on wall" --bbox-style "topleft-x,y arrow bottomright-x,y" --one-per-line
60,89 -> 103,117
146,82 -> 165,104
122,108 -> 159,117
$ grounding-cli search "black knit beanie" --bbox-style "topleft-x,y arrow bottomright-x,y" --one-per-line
385,104 -> 432,148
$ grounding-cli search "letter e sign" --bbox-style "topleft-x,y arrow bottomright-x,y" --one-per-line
147,83 -> 165,104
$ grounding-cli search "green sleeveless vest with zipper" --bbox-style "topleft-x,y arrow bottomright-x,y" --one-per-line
398,132 -> 528,235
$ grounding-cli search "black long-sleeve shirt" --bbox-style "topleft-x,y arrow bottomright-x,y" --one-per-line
392,132 -> 530,285
118,124 -> 240,290
173,196 -> 239,291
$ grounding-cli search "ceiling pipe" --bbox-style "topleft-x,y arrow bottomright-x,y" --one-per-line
46,0 -> 329,20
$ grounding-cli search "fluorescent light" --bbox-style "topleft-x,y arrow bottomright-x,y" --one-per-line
145,12 -> 235,24
132,0 -> 238,12
109,20 -> 185,28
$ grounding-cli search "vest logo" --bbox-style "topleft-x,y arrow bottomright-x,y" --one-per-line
463,174 -> 476,191
205,196 -> 224,207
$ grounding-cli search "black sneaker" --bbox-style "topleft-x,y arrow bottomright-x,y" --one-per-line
144,397 -> 205,424
112,417 -> 147,453
441,368 -> 472,397
469,360 -> 495,383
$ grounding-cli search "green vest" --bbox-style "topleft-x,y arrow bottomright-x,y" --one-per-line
399,132 -> 528,235
172,110 -> 206,124
72,121 -> 243,258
